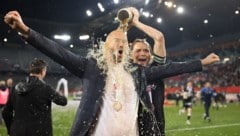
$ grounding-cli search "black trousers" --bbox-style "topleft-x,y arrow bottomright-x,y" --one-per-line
204,102 -> 211,118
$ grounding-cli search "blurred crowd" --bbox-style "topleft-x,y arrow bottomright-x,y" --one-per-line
165,40 -> 240,88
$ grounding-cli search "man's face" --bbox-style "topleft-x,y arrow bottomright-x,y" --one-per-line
105,30 -> 128,63
6,79 -> 13,87
205,82 -> 211,88
131,42 -> 151,66
40,67 -> 47,80
187,82 -> 193,88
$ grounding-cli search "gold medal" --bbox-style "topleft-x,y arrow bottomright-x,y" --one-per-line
113,101 -> 122,111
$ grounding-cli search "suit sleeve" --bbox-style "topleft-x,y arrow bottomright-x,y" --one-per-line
26,29 -> 87,77
146,60 -> 202,82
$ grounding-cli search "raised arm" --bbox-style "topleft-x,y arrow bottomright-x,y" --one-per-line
129,7 -> 166,59
4,11 -> 87,77
146,53 -> 220,82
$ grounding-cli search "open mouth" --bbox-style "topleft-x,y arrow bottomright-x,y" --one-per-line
113,50 -> 123,63
118,50 -> 123,54
137,58 -> 148,66
138,58 -> 147,62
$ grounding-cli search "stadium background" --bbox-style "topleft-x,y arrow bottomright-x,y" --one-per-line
0,0 -> 240,135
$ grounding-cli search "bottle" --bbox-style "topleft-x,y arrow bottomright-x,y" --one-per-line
117,8 -> 133,24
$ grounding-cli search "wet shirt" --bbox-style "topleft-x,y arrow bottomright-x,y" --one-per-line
93,64 -> 139,136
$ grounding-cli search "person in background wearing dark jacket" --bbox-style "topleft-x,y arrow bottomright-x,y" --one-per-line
4,10 -> 220,136
2,59 -> 67,136
129,7 -> 167,135
200,81 -> 214,122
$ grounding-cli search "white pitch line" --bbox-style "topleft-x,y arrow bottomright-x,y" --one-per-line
166,123 -> 240,132
52,123 -> 240,130
2,123 -> 240,131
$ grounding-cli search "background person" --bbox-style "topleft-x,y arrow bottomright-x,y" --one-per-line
2,59 -> 67,136
182,81 -> 195,125
200,81 -> 214,122
0,80 -> 9,126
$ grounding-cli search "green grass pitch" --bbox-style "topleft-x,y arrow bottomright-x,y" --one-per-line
1,101 -> 240,136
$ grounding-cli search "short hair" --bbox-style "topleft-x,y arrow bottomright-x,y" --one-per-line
130,38 -> 153,54
29,59 -> 48,74
0,80 -> 6,86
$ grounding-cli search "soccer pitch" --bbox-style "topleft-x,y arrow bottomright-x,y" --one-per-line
1,101 -> 240,136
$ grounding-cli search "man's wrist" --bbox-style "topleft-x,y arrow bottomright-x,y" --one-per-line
153,54 -> 166,64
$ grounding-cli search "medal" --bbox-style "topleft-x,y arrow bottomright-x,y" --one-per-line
113,101 -> 122,111
111,67 -> 123,112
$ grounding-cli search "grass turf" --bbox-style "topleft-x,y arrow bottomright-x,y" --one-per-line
0,101 -> 239,136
